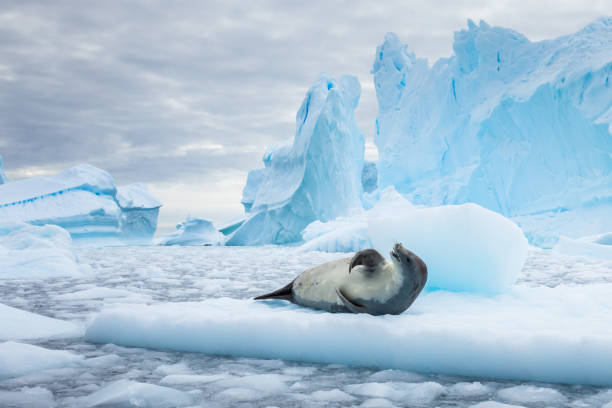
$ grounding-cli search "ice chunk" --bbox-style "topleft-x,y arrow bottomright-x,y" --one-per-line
0,341 -> 83,379
0,387 -> 56,408
85,283 -> 612,386
0,164 -> 161,242
0,155 -> 8,184
228,74 -> 365,245
311,389 -> 355,402
0,222 -> 84,279
368,202 -> 528,293
496,385 -> 566,405
299,214 -> 370,253
83,379 -> 193,407
448,382 -> 494,397
344,381 -> 445,404
470,402 -> 526,408
158,217 -> 223,246
0,303 -> 82,340
373,20 -> 612,246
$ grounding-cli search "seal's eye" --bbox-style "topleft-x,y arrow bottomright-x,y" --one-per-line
405,256 -> 412,263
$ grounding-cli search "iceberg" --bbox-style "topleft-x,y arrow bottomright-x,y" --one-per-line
158,216 -> 224,246
372,19 -> 612,247
0,164 -> 161,242
0,155 -> 7,184
227,74 -> 365,245
0,222 -> 84,279
361,161 -> 378,194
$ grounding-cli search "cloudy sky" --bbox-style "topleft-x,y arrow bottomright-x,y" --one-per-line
1,0 -> 610,232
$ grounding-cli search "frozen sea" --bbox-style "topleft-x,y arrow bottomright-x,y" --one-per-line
1,245 -> 612,408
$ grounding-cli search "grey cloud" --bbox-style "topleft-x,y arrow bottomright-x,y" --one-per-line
0,0 -> 609,196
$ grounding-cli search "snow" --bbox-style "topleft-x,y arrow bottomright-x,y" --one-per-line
0,222 -> 84,279
368,201 -> 528,293
83,379 -> 193,407
0,303 -> 81,340
85,279 -> 612,386
0,164 -> 161,242
299,214 -> 370,253
157,217 -> 223,246
228,74 -> 365,245
0,341 -> 83,379
345,381 -> 446,404
372,20 -> 612,247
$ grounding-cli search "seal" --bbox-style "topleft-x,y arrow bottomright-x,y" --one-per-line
254,243 -> 427,315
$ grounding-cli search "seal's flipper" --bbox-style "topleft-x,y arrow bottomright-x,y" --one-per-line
336,288 -> 367,313
254,281 -> 294,301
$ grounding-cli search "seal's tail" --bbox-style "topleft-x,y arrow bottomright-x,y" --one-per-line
254,281 -> 294,301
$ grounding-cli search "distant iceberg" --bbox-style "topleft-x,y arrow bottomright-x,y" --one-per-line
158,217 -> 223,246
227,74 -> 365,245
0,164 -> 161,242
372,19 -> 612,246
0,155 -> 7,185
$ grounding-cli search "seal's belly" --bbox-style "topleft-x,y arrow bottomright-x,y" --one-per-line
293,258 -> 350,310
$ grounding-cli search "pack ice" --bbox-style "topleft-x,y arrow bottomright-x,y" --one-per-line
373,19 -> 612,247
227,74 -> 365,245
0,164 -> 161,242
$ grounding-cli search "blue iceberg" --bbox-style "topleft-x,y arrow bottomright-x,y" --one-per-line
227,74 -> 365,245
0,156 -> 7,185
158,217 -> 223,246
0,164 -> 161,243
372,19 -> 612,246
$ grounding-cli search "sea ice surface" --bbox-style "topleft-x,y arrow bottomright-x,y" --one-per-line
0,245 -> 610,407
0,341 -> 83,379
228,74 -> 365,245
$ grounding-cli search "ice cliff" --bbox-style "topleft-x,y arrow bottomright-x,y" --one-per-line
373,19 -> 612,246
227,74 -> 365,245
0,164 -> 161,242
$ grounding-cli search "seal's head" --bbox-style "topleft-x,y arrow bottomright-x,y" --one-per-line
348,248 -> 386,274
390,242 -> 427,286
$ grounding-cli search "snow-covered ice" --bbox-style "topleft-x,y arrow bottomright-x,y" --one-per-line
85,280 -> 612,386
0,164 -> 161,242
157,216 -> 223,246
372,20 -> 612,247
83,379 -> 194,407
228,74 -> 365,245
